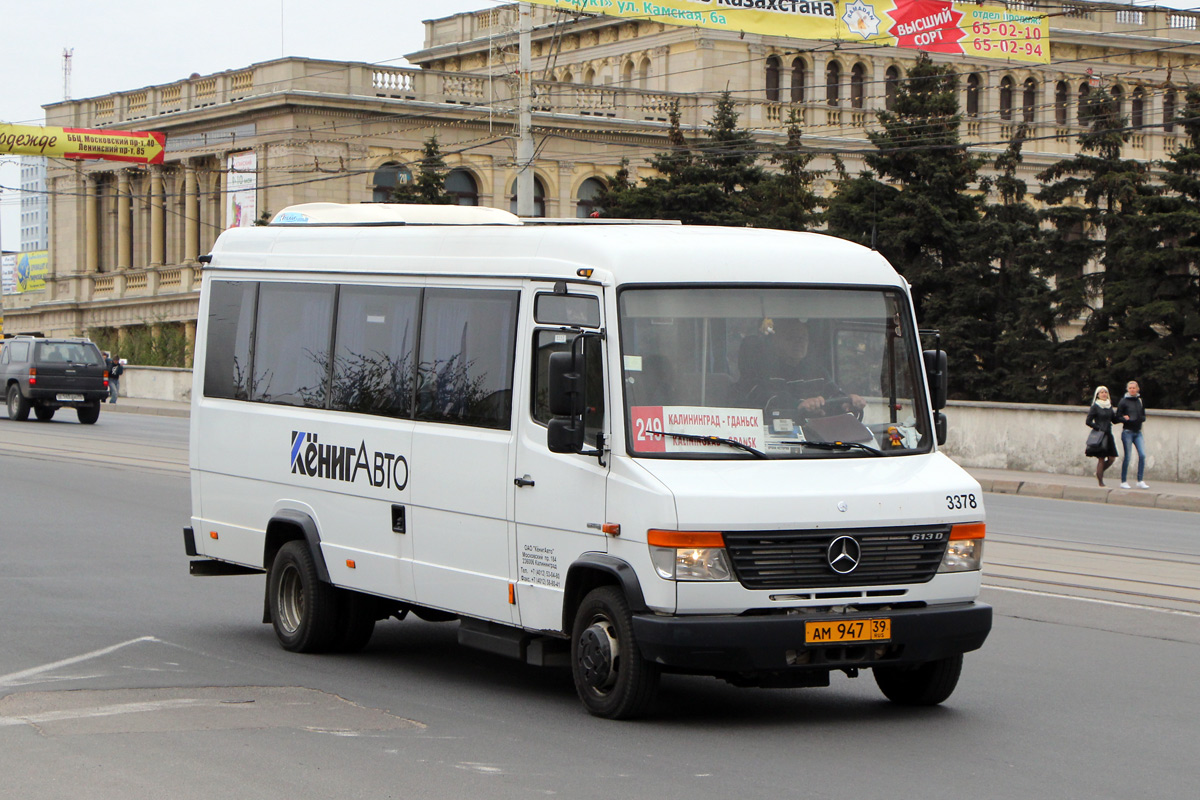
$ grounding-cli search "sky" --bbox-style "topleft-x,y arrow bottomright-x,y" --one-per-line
0,0 -> 498,250
3,0 -> 1200,248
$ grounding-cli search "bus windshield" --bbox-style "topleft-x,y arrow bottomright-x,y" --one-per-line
618,286 -> 933,459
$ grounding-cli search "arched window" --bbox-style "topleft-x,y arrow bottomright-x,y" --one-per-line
850,63 -> 866,109
372,162 -> 412,202
1111,85 -> 1124,119
561,69 -> 573,84
966,73 -> 980,117
576,177 -> 606,218
999,76 -> 1014,121
885,66 -> 901,111
622,60 -> 633,85
1055,81 -> 1068,125
583,67 -> 596,86
1131,87 -> 1144,129
445,169 -> 478,206
1164,89 -> 1177,133
825,61 -> 841,107
638,57 -> 651,90
765,56 -> 781,102
1078,82 -> 1090,124
510,175 -> 546,218
791,58 -> 806,103
1022,78 -> 1037,123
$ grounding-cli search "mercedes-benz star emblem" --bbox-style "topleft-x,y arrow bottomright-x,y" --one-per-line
827,535 -> 861,574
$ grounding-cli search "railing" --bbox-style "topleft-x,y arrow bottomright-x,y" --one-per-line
158,268 -> 183,290
93,275 -> 115,295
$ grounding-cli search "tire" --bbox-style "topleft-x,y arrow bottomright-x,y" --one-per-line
34,405 -> 56,422
267,540 -> 340,653
76,403 -> 101,425
332,590 -> 378,653
7,385 -> 30,421
874,653 -> 963,706
570,586 -> 660,719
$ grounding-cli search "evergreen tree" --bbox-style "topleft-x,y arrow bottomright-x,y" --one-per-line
600,93 -> 765,225
388,135 -> 453,204
825,54 -> 1001,399
1036,87 -> 1156,402
1107,88 -> 1200,408
976,127 -> 1056,399
752,108 -> 823,231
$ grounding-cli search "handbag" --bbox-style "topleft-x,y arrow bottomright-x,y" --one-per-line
1085,428 -> 1106,456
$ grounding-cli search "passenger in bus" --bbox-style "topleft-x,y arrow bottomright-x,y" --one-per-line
739,318 -> 865,416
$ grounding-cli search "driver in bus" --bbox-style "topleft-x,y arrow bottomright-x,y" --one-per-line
739,318 -> 866,416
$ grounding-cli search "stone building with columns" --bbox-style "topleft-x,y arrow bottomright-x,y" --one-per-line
6,1 -> 1199,357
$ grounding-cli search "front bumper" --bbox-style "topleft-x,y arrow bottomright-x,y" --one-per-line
632,602 -> 991,675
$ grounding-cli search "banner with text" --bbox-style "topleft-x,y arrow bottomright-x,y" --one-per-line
225,151 -> 258,228
528,0 -> 1049,64
0,123 -> 166,164
7,251 -> 49,294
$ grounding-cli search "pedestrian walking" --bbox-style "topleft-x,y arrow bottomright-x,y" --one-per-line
108,354 -> 124,404
1085,386 -> 1118,486
1116,380 -> 1148,489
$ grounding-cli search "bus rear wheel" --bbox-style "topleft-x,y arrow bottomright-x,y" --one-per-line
570,586 -> 659,719
268,540 -> 340,653
874,653 -> 963,706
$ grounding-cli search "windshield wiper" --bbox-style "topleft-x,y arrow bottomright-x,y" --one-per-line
779,439 -> 883,456
656,430 -> 769,459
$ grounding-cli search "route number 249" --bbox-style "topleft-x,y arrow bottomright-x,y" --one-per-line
947,493 -> 978,510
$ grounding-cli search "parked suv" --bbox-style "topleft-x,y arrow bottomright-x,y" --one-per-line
1,336 -> 108,424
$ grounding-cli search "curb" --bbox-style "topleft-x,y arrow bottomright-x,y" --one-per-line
101,402 -> 190,419
974,475 -> 1200,513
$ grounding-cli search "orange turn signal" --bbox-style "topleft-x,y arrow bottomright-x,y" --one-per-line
647,530 -> 725,548
346,559 -> 356,569
950,522 -> 986,540
508,583 -> 516,604
601,523 -> 621,536
209,531 -> 219,539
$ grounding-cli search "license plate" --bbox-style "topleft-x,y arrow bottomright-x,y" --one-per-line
56,394 -> 85,402
805,618 -> 891,644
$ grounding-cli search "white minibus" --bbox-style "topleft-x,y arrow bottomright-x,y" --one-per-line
184,203 -> 990,718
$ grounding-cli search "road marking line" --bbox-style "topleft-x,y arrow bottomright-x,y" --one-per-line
0,699 -> 218,727
984,585 -> 1200,617
0,636 -> 161,688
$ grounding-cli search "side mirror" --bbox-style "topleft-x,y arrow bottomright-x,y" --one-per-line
547,347 -> 586,454
933,410 -> 948,447
922,349 -> 948,411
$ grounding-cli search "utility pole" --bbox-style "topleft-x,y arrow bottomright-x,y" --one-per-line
63,48 -> 74,101
516,2 -> 534,217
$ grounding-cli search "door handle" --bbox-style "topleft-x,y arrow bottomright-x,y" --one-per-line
514,475 -> 535,488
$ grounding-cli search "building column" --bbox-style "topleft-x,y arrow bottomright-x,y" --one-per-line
184,159 -> 200,263
117,169 -> 132,270
185,319 -> 197,368
85,174 -> 100,273
207,166 -> 224,252
149,166 -> 165,266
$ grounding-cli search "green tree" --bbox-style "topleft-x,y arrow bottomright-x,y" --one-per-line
600,93 -> 765,225
751,108 -> 823,231
1104,88 -> 1200,408
1036,87 -> 1156,402
825,54 -> 1002,399
388,135 -> 453,204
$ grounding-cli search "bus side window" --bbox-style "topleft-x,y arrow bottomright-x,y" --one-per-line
204,280 -> 258,401
416,288 -> 519,430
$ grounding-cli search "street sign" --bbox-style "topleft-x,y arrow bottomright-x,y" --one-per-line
0,123 -> 166,165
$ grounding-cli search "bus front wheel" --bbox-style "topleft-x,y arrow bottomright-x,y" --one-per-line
570,586 -> 660,719
874,653 -> 963,706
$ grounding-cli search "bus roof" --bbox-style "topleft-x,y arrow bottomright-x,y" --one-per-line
208,204 -> 904,288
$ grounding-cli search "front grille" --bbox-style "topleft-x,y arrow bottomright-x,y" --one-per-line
723,525 -> 950,590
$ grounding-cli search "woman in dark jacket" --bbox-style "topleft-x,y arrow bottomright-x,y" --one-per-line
1086,386 -> 1118,486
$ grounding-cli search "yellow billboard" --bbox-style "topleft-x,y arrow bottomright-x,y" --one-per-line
0,124 -> 166,165
15,251 -> 49,294
528,0 -> 1049,64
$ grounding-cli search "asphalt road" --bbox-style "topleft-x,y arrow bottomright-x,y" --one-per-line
1,413 -> 1197,799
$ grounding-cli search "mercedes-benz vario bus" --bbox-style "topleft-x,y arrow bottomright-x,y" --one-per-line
183,203 -> 990,719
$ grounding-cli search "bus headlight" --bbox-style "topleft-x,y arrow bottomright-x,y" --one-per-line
647,530 -> 734,581
939,523 -> 985,572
